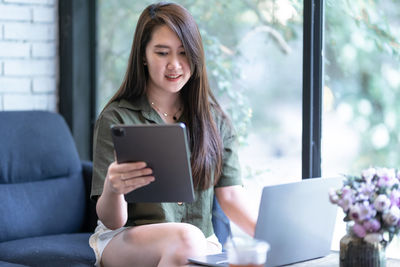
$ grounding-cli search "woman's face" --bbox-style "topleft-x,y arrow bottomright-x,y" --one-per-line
145,25 -> 191,95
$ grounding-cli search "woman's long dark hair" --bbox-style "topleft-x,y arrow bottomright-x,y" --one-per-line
105,2 -> 225,190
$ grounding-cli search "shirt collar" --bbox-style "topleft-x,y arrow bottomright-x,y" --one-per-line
118,95 -> 164,124
118,94 -> 150,111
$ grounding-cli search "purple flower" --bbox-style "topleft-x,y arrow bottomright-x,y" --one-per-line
352,223 -> 367,238
374,194 -> 391,212
377,168 -> 396,179
382,206 -> 400,226
349,205 -> 361,221
362,167 -> 377,183
363,219 -> 381,232
341,186 -> 353,197
390,190 -> 400,207
338,194 -> 353,212
349,202 -> 375,222
360,201 -> 376,220
377,168 -> 397,187
358,183 -> 376,200
337,186 -> 355,212
330,167 -> 400,244
329,188 -> 339,204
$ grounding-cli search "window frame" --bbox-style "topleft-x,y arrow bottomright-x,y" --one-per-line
302,0 -> 324,178
58,0 -> 97,161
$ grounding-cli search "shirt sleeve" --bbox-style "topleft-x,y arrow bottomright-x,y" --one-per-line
90,108 -> 122,199
214,116 -> 243,188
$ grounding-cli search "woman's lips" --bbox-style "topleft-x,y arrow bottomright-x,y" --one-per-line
165,74 -> 182,81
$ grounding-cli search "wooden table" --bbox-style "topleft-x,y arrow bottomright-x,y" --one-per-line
189,252 -> 400,266
284,252 -> 400,267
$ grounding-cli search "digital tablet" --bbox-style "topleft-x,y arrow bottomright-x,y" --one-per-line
111,123 -> 195,203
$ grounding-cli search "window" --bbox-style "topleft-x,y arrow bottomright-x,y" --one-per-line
323,0 -> 400,178
323,0 -> 400,257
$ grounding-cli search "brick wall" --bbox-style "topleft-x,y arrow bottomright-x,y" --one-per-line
0,0 -> 58,111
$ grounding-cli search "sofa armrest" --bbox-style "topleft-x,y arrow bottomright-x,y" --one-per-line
80,161 -> 98,233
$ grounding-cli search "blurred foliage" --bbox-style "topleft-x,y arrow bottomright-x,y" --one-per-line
97,0 -> 400,173
324,0 -> 400,172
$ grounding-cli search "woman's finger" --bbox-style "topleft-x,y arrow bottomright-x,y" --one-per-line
108,161 -> 148,176
124,176 -> 155,187
125,177 -> 155,192
120,168 -> 153,180
116,161 -> 148,173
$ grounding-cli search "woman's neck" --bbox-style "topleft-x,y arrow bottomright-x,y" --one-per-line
146,90 -> 183,123
146,90 -> 182,113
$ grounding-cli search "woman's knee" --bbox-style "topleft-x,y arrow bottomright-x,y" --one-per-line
175,223 -> 207,252
160,224 -> 207,266
105,223 -> 207,266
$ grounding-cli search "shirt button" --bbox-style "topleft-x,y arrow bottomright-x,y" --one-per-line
177,202 -> 183,205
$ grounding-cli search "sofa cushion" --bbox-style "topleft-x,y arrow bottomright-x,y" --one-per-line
0,233 -> 95,267
0,111 -> 86,242
0,173 -> 85,242
0,111 -> 82,184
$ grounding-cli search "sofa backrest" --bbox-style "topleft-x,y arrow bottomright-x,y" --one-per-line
0,111 -> 86,242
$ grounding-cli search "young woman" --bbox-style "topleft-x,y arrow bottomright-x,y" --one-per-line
89,2 -> 256,267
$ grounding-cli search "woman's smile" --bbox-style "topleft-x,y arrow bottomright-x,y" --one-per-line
165,74 -> 182,81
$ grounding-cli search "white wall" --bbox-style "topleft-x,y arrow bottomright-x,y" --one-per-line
0,0 -> 58,111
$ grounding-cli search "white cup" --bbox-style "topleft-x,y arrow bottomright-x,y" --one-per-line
225,237 -> 270,267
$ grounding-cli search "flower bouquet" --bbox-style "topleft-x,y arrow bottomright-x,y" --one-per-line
329,167 -> 400,246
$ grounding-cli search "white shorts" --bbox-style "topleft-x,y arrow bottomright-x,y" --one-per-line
89,220 -> 222,267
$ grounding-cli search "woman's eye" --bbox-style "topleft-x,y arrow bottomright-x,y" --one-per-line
156,52 -> 168,56
180,51 -> 186,56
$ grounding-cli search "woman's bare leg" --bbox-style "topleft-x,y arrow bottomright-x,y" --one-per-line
101,223 -> 207,267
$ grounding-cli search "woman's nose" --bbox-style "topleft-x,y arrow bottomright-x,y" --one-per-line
167,56 -> 181,70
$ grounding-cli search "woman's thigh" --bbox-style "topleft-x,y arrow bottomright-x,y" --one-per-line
101,222 -> 207,267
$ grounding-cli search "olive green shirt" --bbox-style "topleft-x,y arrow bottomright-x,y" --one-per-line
91,95 -> 242,238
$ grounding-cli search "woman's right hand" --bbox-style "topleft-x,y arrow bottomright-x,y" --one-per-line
105,161 -> 155,196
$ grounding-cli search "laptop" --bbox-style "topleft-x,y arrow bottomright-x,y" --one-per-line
188,177 -> 342,267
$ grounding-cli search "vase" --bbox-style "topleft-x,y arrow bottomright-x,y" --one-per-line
339,233 -> 386,267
